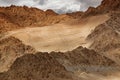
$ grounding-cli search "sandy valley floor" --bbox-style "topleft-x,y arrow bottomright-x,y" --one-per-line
6,14 -> 109,52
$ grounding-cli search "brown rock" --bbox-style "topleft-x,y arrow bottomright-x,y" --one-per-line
0,36 -> 36,72
66,11 -> 84,19
0,52 -> 72,80
83,0 -> 120,17
45,9 -> 58,16
97,0 -> 120,11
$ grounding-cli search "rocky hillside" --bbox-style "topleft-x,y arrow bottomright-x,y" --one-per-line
66,11 -> 84,19
65,0 -> 120,18
0,36 -> 36,72
0,52 -> 73,80
0,46 -> 118,80
50,46 -> 118,72
0,5 -> 72,33
83,0 -> 120,17
97,0 -> 120,11
86,11 -> 120,65
0,0 -> 120,80
0,0 -> 119,33
87,12 -> 120,51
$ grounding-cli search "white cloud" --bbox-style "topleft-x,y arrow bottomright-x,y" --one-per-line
35,0 -> 81,13
0,0 -> 102,13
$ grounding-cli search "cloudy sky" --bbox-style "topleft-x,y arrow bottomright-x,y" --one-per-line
0,0 -> 102,13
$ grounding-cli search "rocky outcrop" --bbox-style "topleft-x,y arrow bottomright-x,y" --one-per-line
87,12 -> 120,52
51,46 -> 117,65
83,0 -> 120,17
86,12 -> 120,64
45,9 -> 58,16
0,46 -> 118,80
50,46 -> 118,72
0,12 -> 20,34
0,5 -> 45,26
0,36 -> 36,72
97,0 -> 120,11
0,52 -> 72,80
66,11 -> 84,19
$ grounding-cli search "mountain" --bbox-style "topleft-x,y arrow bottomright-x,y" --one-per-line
50,46 -> 118,72
0,5 -> 72,33
83,0 -> 120,17
0,46 -> 118,80
86,11 -> 120,65
97,0 -> 120,11
45,9 -> 58,16
0,0 -> 120,33
66,0 -> 120,19
85,0 -> 120,64
66,11 -> 84,19
0,0 -> 120,80
0,52 -> 73,80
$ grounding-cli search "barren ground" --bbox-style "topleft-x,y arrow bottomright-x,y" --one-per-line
7,14 -> 109,52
